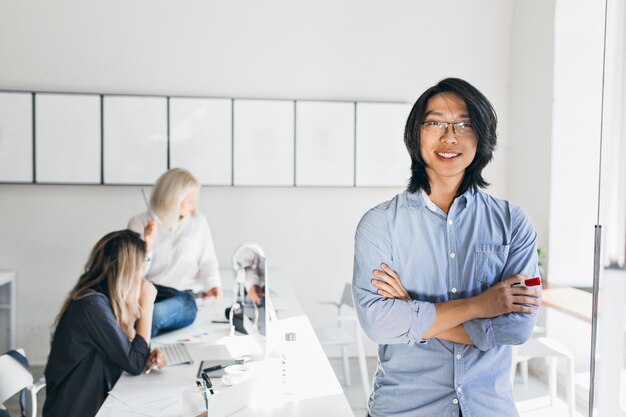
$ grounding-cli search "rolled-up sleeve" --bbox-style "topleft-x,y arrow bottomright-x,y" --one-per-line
464,205 -> 540,351
353,209 -> 436,345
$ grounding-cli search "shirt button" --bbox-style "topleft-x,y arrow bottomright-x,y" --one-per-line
449,252 -> 456,259
456,354 -> 461,360
457,386 -> 463,393
448,219 -> 453,225
453,398 -> 459,404
451,287 -> 457,293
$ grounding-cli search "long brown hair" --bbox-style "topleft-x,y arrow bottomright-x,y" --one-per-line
55,230 -> 146,339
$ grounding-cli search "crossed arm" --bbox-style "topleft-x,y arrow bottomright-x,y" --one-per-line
370,263 -> 541,345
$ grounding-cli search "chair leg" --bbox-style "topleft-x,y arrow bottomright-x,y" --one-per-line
341,346 -> 351,386
510,360 -> 518,384
355,326 -> 370,399
510,345 -> 520,385
566,356 -> 575,417
521,360 -> 529,386
24,391 -> 36,417
549,357 -> 557,406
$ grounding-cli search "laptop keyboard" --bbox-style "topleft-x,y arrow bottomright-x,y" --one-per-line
160,343 -> 194,366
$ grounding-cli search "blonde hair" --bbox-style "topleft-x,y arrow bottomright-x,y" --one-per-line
150,168 -> 200,228
55,230 -> 146,340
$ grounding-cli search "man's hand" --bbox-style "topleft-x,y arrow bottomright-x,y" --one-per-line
204,286 -> 222,303
143,219 -> 157,253
471,275 -> 541,318
248,284 -> 265,305
371,263 -> 410,301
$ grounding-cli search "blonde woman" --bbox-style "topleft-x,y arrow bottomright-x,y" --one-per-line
128,168 -> 221,337
43,230 -> 167,417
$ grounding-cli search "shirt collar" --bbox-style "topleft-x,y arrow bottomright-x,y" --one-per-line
419,189 -> 439,212
459,186 -> 476,208
406,186 -> 477,211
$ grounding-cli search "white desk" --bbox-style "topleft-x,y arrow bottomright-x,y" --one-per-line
542,286 -> 626,331
96,272 -> 355,417
0,270 -> 16,350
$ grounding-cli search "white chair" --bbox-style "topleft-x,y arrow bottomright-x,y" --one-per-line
315,284 -> 370,398
0,349 -> 46,417
511,336 -> 575,417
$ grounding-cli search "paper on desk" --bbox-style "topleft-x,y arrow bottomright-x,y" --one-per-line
105,394 -> 178,416
152,314 -> 231,345
103,395 -> 178,417
153,330 -> 217,345
108,379 -> 180,416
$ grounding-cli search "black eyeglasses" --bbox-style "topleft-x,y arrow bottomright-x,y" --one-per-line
421,120 -> 474,137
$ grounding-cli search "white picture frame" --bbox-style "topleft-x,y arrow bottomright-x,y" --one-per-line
169,98 -> 232,186
35,93 -> 101,184
355,102 -> 412,187
0,92 -> 32,182
233,100 -> 294,186
103,96 -> 167,184
295,101 -> 355,186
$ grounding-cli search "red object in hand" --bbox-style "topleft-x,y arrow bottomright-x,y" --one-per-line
524,277 -> 541,287
512,277 -> 542,287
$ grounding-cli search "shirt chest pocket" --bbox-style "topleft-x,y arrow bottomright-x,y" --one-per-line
474,244 -> 510,287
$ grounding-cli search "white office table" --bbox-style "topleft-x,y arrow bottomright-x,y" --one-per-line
96,272 -> 355,417
0,270 -> 16,350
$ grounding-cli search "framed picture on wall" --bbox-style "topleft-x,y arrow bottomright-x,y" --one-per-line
103,95 -> 168,185
295,101 -> 355,186
0,92 -> 33,183
233,99 -> 294,186
169,97 -> 232,186
355,102 -> 412,187
35,93 -> 101,184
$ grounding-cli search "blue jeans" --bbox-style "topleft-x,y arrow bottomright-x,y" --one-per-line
151,285 -> 198,337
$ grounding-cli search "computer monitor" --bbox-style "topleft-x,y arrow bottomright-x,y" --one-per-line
229,243 -> 273,343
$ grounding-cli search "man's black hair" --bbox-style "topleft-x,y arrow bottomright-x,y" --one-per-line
404,77 -> 497,195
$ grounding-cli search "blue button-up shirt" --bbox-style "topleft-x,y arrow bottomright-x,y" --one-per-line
353,188 -> 539,417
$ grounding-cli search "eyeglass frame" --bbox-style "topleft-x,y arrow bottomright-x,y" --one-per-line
420,120 -> 475,136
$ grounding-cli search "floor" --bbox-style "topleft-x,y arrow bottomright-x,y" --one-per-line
327,357 -> 587,417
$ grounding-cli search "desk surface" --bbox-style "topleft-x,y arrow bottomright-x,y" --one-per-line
542,286 -> 626,332
96,271 -> 355,417
542,287 -> 593,323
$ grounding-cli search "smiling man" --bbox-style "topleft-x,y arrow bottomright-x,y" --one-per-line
352,78 -> 541,417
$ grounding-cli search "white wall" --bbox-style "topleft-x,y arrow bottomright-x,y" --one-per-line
0,0 -> 527,363
548,0 -> 605,287
507,0 -> 555,251
0,0 -> 512,105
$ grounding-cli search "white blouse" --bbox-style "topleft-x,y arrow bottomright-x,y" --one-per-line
128,211 -> 221,293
